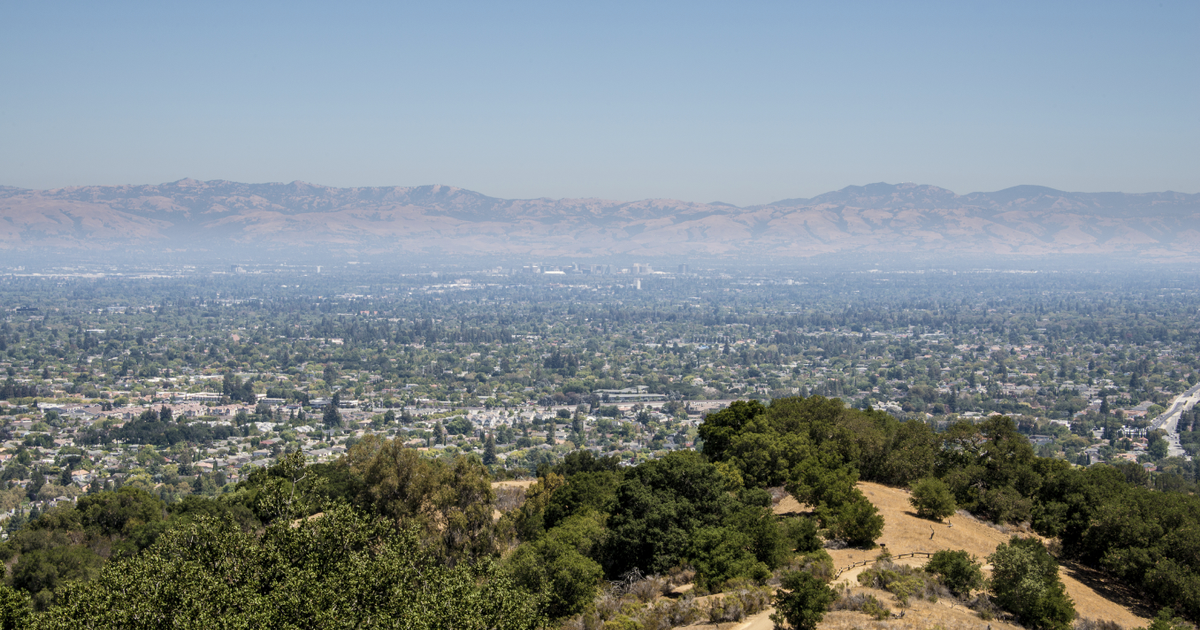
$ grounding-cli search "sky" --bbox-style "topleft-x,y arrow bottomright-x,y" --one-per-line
1,1 -> 1197,206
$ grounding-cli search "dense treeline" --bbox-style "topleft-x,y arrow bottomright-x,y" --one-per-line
75,408 -> 243,447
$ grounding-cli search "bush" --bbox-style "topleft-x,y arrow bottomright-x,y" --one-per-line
781,516 -> 822,553
0,582 -> 31,630
989,537 -> 1076,630
828,495 -> 884,547
689,527 -> 770,591
1075,619 -> 1123,630
776,550 -> 835,584
909,477 -> 956,521
925,549 -> 984,598
856,559 -> 943,607
1139,607 -> 1194,630
706,580 -> 772,623
978,486 -> 1033,525
770,571 -> 835,630
832,591 -> 890,620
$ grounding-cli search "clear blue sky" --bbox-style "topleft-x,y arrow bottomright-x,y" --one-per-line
2,1 -> 1196,205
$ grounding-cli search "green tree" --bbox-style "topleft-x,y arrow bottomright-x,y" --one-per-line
1141,607 -> 1193,630
827,494 -> 884,548
1148,432 -> 1169,460
988,537 -> 1075,630
483,433 -> 498,465
505,514 -> 605,619
697,400 -> 767,462
909,477 -> 957,521
770,570 -> 835,630
0,582 -> 30,630
543,470 -> 621,530
924,549 -> 984,598
604,451 -> 735,576
321,401 -> 342,429
689,526 -> 771,590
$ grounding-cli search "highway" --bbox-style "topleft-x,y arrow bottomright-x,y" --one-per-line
1147,382 -> 1200,459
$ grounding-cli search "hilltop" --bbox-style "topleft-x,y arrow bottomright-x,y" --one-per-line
766,482 -> 1153,629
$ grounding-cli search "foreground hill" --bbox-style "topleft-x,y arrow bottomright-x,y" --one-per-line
768,482 -> 1152,629
2,180 -> 1199,259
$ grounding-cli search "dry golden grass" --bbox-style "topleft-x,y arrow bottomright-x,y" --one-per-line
491,478 -> 537,489
764,481 -> 1151,630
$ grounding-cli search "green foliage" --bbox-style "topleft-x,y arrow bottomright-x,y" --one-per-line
939,416 -> 1041,524
604,450 -> 735,576
1139,607 -> 1194,630
11,546 -> 104,611
506,514 -> 605,619
771,570 -> 835,630
511,472 -> 565,542
1037,462 -> 1200,621
74,486 -> 166,537
689,527 -> 770,591
874,419 -> 939,487
543,470 -> 621,529
340,436 -> 497,559
705,580 -> 773,623
924,549 -> 984,598
3,487 -> 170,609
696,396 -> 892,548
0,583 -> 30,630
988,536 -> 1076,630
827,493 -> 884,547
697,400 -> 766,463
909,476 -> 956,521
781,516 -> 822,553
856,559 -> 939,607
37,503 -> 543,629
321,401 -> 342,428
832,591 -> 890,620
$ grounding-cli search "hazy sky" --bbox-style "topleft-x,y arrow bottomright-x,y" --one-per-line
2,1 -> 1197,205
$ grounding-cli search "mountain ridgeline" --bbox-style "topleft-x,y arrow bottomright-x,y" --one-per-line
2,180 -> 1200,259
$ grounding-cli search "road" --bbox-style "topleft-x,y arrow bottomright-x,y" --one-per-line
1148,382 -> 1200,459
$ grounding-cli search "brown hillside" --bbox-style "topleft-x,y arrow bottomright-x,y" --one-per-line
767,481 -> 1151,629
820,484 -> 1147,624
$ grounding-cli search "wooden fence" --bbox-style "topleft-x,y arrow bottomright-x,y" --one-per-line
834,551 -> 935,579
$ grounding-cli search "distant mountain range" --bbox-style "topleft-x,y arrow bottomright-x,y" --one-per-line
2,179 -> 1199,260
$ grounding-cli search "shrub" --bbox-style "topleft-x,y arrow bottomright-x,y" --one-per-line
1139,607 -> 1195,630
857,559 -> 944,607
1075,619 -> 1123,630
965,592 -> 999,620
781,516 -> 822,553
775,550 -> 835,585
832,591 -> 890,620
638,595 -> 705,630
828,495 -> 884,547
623,574 -> 670,604
909,477 -> 956,521
925,549 -> 984,598
988,537 -> 1076,630
689,526 -> 770,591
770,571 -> 835,630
